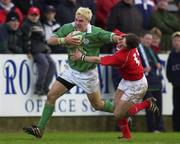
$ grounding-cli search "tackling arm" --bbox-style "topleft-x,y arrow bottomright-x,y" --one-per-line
70,49 -> 100,63
70,49 -> 119,66
84,56 -> 100,63
82,55 -> 118,66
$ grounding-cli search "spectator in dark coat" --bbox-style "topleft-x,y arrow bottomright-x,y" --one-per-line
138,31 -> 165,132
56,0 -> 79,25
21,7 -> 56,96
166,31 -> 180,131
56,0 -> 96,25
0,11 -> 23,53
134,0 -> 155,30
107,0 -> 144,35
77,0 -> 96,24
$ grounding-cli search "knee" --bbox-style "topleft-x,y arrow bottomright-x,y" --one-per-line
91,102 -> 104,110
114,111 -> 119,119
114,111 -> 124,119
47,92 -> 57,104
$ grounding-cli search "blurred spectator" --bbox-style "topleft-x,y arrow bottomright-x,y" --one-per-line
43,0 -> 62,7
77,0 -> 96,24
0,11 -> 23,53
150,0 -> 180,51
56,0 -> 96,25
56,0 -> 79,25
101,0 -> 144,53
152,0 -> 158,5
107,0 -> 144,35
21,6 -> 56,95
166,31 -> 180,131
134,0 -> 155,30
42,5 -> 60,40
12,0 -> 46,15
150,27 -> 162,53
175,0 -> 180,20
138,31 -> 165,132
95,0 -> 119,29
0,0 -> 23,25
42,5 -> 66,53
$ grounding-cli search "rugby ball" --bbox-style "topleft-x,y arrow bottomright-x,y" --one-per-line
69,31 -> 84,43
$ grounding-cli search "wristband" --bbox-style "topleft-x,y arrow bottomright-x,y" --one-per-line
58,38 -> 65,44
58,38 -> 61,44
81,54 -> 86,61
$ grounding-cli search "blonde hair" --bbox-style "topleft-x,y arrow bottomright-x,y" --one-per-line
75,7 -> 92,22
150,27 -> 162,38
172,31 -> 180,38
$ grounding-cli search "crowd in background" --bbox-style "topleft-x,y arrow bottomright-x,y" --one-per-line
0,0 -> 180,53
0,0 -> 180,132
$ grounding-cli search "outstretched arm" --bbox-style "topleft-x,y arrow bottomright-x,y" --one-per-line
84,55 -> 100,63
70,49 -> 100,63
70,49 -> 119,67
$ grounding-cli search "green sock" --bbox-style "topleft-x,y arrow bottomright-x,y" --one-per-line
37,103 -> 55,129
103,100 -> 114,113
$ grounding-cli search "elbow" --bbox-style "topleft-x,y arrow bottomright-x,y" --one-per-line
47,38 -> 52,45
47,36 -> 58,45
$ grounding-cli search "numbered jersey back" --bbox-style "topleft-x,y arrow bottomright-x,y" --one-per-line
117,48 -> 144,80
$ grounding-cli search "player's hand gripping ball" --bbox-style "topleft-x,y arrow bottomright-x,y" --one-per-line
66,31 -> 84,48
70,31 -> 84,42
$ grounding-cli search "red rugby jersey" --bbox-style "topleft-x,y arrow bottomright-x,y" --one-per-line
100,48 -> 144,81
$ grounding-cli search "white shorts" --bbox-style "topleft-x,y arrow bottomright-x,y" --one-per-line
59,65 -> 99,94
117,75 -> 148,103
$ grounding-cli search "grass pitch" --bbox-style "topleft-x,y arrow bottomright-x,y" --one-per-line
0,132 -> 179,144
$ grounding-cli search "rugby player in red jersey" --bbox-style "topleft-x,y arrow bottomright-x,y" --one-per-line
71,31 -> 159,140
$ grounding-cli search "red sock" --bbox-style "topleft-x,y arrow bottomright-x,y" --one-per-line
117,118 -> 131,139
127,99 -> 150,117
